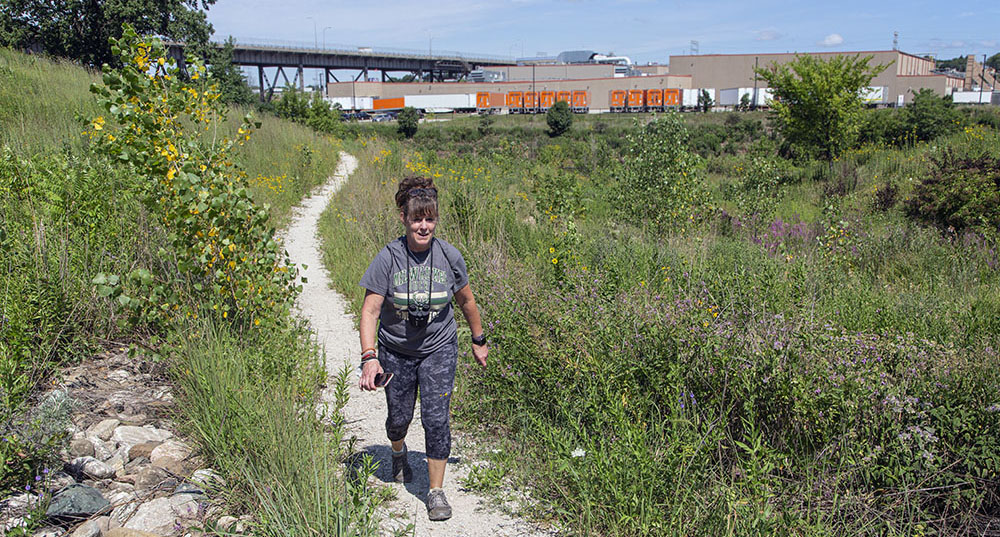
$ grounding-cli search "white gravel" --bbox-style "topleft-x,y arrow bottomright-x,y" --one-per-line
282,152 -> 554,536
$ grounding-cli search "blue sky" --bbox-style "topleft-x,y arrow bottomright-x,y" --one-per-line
206,0 -> 999,64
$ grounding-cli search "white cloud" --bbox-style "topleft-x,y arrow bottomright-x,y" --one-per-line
818,33 -> 844,47
755,29 -> 782,41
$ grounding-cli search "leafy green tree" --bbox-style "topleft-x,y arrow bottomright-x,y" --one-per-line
755,54 -> 887,161
935,56 -> 967,71
397,107 -> 419,138
697,89 -> 713,113
274,86 -> 310,122
617,114 -> 708,230
206,37 -> 255,106
0,0 -> 216,67
305,93 -> 341,134
903,89 -> 963,142
986,53 -> 1000,72
546,100 -> 572,137
738,93 -> 751,111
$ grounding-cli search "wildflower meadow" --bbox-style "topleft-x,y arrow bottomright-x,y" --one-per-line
321,108 -> 1000,535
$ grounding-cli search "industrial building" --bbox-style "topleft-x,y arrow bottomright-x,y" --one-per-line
667,50 -> 977,105
324,47 -> 996,112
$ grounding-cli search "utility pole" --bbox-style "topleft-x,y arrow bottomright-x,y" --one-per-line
752,56 -> 759,111
981,54 -> 987,104
306,16 -> 317,48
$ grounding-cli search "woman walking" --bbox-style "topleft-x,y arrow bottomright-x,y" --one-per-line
358,176 -> 488,521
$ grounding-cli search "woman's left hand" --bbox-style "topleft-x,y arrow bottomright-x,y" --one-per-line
472,342 -> 488,367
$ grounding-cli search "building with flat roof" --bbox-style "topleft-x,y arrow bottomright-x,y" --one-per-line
668,50 -> 964,105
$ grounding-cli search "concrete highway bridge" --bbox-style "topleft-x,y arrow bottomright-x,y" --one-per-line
167,38 -> 514,101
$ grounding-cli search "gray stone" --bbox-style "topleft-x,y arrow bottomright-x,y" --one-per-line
116,414 -> 148,426
216,516 -> 236,531
122,495 -> 200,535
88,419 -> 121,441
69,437 -> 95,458
171,482 -> 203,497
149,441 -> 191,469
188,470 -> 224,489
45,484 -> 110,521
31,526 -> 62,537
106,455 -> 126,476
111,426 -> 172,449
109,480 -> 135,494
4,492 -> 39,511
128,443 -> 160,461
107,491 -> 138,528
107,370 -> 130,383
91,438 -> 114,461
134,467 -> 172,493
47,471 -> 76,492
69,457 -> 115,480
95,516 -> 112,534
105,529 -> 164,537
4,517 -> 26,532
71,519 -> 102,537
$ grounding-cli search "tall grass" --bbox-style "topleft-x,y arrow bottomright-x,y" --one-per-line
318,124 -> 1000,535
170,319 -> 382,536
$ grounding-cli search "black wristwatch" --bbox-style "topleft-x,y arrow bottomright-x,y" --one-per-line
471,333 -> 487,346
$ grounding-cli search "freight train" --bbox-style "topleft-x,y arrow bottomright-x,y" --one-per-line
331,85 -> 888,115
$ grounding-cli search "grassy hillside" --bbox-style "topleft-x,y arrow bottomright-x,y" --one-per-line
1,43 -> 380,536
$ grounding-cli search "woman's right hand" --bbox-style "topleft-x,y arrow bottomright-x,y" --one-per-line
359,359 -> 383,391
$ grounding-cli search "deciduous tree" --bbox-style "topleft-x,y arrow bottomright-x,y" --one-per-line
755,54 -> 887,161
0,0 -> 216,67
397,107 -> 419,138
546,100 -> 572,137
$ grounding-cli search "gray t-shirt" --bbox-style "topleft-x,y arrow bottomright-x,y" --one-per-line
359,237 -> 469,357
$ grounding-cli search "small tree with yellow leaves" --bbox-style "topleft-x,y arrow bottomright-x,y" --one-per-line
88,25 -> 299,331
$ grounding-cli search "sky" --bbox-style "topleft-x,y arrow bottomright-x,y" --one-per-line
205,0 -> 999,65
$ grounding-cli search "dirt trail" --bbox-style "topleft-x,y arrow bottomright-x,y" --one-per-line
282,152 -> 553,536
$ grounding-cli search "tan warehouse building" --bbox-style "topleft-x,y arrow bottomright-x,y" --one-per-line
668,50 -> 964,105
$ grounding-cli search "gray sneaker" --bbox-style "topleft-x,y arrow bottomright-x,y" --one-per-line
426,488 -> 452,521
391,445 -> 412,483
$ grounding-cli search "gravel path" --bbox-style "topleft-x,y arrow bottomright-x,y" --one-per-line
282,152 -> 554,536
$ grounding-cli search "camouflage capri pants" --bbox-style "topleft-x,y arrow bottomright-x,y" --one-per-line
379,336 -> 457,460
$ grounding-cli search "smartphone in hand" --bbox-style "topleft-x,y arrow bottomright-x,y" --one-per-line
374,372 -> 393,388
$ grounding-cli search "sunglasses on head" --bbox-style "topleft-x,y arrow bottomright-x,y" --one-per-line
408,187 -> 437,199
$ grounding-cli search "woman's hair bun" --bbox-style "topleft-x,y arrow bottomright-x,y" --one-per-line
395,175 -> 436,208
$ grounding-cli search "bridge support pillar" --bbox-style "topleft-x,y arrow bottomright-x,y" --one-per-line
298,64 -> 304,91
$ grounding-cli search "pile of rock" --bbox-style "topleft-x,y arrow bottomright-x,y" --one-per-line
0,349 -> 249,537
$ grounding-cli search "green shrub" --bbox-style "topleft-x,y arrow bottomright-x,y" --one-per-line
907,150 -> 1000,236
904,89 -> 964,142
859,108 -> 908,146
546,100 -> 572,137
617,114 -> 708,230
397,106 -> 419,138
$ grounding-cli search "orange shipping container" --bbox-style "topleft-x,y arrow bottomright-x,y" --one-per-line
372,97 -> 404,110
572,90 -> 590,110
646,89 -> 663,108
477,91 -> 505,110
524,91 -> 539,110
627,89 -> 645,110
557,91 -> 571,104
507,91 -> 523,108
610,90 -> 627,110
663,89 -> 681,107
540,91 -> 556,109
